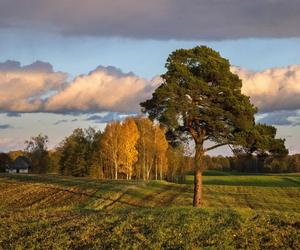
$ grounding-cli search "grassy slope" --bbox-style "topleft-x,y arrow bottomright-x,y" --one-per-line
0,172 -> 299,249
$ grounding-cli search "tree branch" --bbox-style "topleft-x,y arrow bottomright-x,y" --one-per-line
227,144 -> 234,153
204,136 -> 210,141
204,142 -> 228,152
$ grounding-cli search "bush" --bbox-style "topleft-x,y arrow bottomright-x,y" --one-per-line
0,153 -> 11,172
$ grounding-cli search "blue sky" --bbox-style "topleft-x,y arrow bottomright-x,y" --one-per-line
1,30 -> 300,78
1,0 -> 300,155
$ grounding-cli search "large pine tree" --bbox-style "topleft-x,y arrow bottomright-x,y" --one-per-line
141,46 -> 287,207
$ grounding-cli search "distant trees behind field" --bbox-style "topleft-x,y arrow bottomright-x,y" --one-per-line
1,117 -> 300,177
24,134 -> 49,174
49,117 -> 193,181
203,154 -> 300,173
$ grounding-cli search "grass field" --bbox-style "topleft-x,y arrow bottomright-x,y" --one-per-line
0,171 -> 299,249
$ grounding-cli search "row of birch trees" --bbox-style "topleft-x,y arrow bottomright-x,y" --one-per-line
100,118 -> 168,180
49,117 -> 191,181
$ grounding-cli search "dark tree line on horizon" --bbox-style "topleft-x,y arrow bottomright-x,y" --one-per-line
1,121 -> 299,178
2,117 -> 192,182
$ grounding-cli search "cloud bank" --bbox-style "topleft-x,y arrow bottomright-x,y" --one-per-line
0,61 -> 67,112
46,66 -> 160,113
1,60 -> 300,119
0,0 -> 300,40
0,61 -> 160,114
233,65 -> 300,112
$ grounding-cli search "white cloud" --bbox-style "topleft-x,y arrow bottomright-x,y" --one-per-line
45,66 -> 160,113
45,63 -> 300,115
1,60 -> 300,115
0,61 -> 67,112
0,61 -> 160,114
232,65 -> 300,112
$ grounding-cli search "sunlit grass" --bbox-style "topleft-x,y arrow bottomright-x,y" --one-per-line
0,172 -> 299,249
185,172 -> 300,187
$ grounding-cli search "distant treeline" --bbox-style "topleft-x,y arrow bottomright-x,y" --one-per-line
0,117 -> 193,182
1,117 -> 299,178
203,154 -> 300,173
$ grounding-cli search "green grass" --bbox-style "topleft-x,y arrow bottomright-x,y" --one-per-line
0,172 -> 299,249
1,207 -> 299,250
186,171 -> 300,187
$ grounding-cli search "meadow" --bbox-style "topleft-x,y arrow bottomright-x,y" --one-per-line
0,171 -> 299,249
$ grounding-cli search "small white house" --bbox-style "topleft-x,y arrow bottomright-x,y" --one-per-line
6,156 -> 31,174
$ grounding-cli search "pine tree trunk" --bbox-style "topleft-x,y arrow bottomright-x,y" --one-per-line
193,168 -> 202,207
193,142 -> 204,207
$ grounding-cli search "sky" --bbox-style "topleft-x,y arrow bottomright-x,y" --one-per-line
1,0 -> 300,155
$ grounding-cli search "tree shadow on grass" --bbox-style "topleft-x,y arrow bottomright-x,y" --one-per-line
0,173 -> 139,191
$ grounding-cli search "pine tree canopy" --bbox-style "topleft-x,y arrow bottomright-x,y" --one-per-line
141,45 -> 287,157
